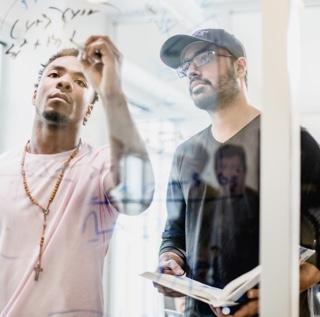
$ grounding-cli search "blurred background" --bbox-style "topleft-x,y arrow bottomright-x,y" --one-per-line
0,0 -> 319,316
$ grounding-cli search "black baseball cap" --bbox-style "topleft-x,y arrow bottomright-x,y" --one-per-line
160,28 -> 246,69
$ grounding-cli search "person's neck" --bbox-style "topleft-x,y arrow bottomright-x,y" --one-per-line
29,120 -> 81,154
209,93 -> 260,143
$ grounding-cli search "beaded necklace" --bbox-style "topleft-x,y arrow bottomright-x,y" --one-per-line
21,140 -> 81,281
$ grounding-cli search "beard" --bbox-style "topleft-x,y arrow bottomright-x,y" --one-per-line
42,110 -> 69,126
190,67 -> 240,112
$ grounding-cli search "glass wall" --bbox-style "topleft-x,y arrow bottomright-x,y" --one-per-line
0,1 -> 320,317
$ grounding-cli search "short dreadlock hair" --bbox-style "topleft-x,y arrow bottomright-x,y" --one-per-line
34,48 -> 99,104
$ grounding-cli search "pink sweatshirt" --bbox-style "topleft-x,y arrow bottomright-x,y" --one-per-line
0,143 -> 118,317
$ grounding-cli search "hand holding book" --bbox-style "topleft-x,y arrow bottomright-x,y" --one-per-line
155,251 -> 186,297
211,289 -> 259,317
143,246 -> 315,315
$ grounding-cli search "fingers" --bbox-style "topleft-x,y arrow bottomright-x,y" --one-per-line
247,288 -> 259,299
159,252 -> 185,275
300,262 -> 320,292
210,306 -> 223,317
81,35 -> 122,66
85,35 -> 121,55
156,257 -> 184,295
154,252 -> 186,297
231,300 -> 259,317
227,289 -> 259,317
160,258 -> 185,276
209,289 -> 259,317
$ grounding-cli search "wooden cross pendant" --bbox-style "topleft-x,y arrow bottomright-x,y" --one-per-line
34,263 -> 43,281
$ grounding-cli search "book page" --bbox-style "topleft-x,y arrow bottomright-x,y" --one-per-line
141,272 -> 220,298
299,246 -> 315,264
141,272 -> 237,307
221,265 -> 261,301
219,246 -> 314,301
143,247 -> 314,307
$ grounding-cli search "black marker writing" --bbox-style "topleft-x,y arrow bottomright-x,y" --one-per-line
46,34 -> 62,48
33,39 -> 40,49
42,13 -> 52,29
5,5 -> 100,59
48,6 -> 99,24
19,38 -> 27,48
10,19 -> 19,40
5,43 -> 21,58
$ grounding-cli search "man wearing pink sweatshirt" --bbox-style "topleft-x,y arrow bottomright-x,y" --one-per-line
0,35 -> 154,316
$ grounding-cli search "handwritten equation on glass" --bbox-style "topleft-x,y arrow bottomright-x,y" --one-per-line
3,1 -> 100,58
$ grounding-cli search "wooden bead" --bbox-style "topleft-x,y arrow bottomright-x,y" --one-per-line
21,139 -> 81,281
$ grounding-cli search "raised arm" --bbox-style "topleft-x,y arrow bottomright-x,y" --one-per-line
80,35 -> 154,214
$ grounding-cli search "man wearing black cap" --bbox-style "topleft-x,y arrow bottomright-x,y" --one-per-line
155,29 -> 320,317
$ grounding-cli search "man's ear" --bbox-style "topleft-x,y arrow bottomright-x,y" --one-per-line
235,57 -> 247,81
32,90 -> 37,106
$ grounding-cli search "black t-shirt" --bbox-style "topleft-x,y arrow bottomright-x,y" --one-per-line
160,116 -> 320,316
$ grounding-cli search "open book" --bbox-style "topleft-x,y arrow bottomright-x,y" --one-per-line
141,246 -> 315,309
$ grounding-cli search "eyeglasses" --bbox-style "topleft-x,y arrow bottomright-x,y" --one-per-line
177,50 -> 233,78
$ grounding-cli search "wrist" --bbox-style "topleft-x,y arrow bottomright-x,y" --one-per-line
99,85 -> 124,100
99,90 -> 127,107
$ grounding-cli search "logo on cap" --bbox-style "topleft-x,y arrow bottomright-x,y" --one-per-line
194,30 -> 208,37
